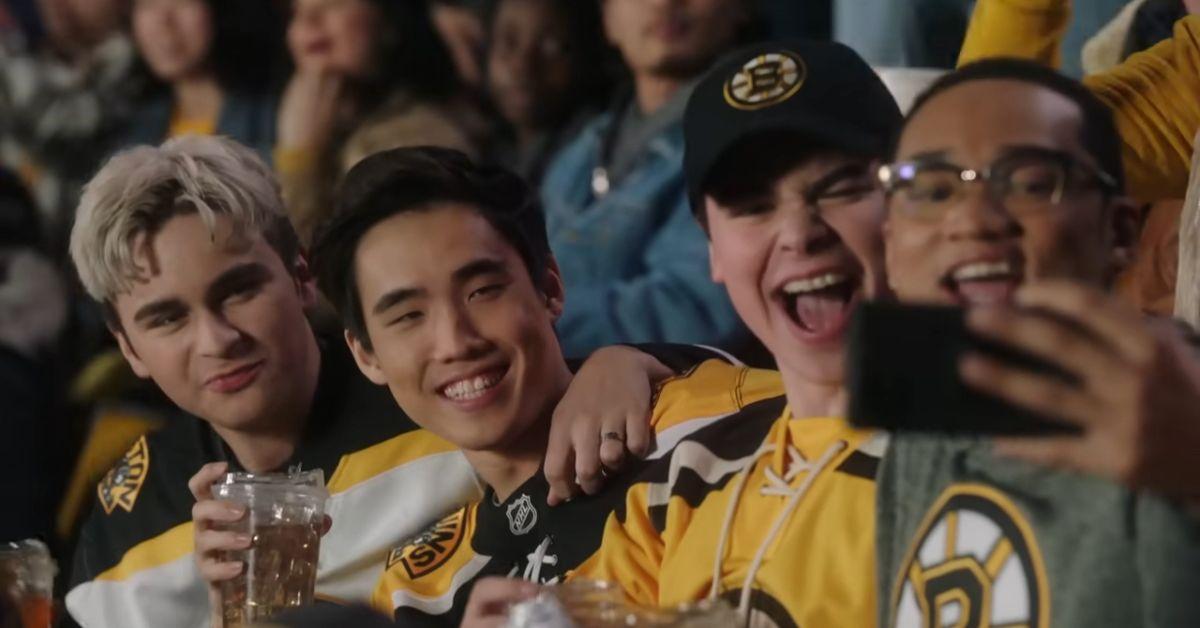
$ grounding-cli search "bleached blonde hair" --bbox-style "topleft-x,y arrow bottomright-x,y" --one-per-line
70,135 -> 300,305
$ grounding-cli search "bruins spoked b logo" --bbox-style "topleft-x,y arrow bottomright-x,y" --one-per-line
892,484 -> 1049,628
98,436 -> 150,514
389,506 -> 467,580
724,51 -> 806,111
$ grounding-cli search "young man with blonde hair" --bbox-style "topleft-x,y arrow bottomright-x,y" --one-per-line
65,135 -> 678,628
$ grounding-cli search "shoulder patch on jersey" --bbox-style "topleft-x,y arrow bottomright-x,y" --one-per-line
97,435 -> 150,515
387,506 -> 468,580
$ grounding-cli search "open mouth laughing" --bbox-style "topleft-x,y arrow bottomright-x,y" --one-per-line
775,269 -> 863,344
941,257 -> 1025,307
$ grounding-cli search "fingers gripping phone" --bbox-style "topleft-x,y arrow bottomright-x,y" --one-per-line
846,303 -> 1082,436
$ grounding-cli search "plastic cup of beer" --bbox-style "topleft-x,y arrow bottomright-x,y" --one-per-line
0,540 -> 56,628
212,469 -> 328,627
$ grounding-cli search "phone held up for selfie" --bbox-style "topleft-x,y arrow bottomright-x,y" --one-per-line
846,302 -> 1083,436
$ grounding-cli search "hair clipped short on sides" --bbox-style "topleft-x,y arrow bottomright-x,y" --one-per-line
69,135 -> 300,308
310,146 -> 551,352
897,57 -> 1126,195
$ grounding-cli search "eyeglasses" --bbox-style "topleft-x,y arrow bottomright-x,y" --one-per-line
877,148 -> 1118,221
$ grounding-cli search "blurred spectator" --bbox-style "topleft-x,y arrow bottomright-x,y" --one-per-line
0,168 -> 66,543
762,0 -> 830,40
484,0 -> 615,184
276,0 -> 488,245
1083,0 -> 1200,74
123,0 -> 288,158
1082,0 -> 1152,74
959,0 -> 1200,202
431,0 -> 488,90
1063,0 -> 1140,76
1115,199 -> 1181,315
1124,0 -> 1189,58
834,0 -> 975,69
0,0 -> 139,255
538,0 -> 756,357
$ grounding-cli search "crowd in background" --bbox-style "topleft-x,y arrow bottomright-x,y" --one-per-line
2,0 -> 1200,624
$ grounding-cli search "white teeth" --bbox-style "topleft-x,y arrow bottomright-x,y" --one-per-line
783,273 -> 848,295
953,261 -> 1013,282
442,373 -> 501,401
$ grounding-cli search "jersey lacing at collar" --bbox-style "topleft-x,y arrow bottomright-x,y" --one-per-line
508,536 -> 560,584
708,439 -> 848,618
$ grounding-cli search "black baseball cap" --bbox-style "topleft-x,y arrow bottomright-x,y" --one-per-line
684,40 -> 903,215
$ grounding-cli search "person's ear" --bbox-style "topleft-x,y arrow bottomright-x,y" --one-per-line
292,254 -> 319,309
541,256 -> 566,320
345,329 -> 387,386
1107,196 -> 1141,279
704,197 -> 727,284
113,327 -> 152,379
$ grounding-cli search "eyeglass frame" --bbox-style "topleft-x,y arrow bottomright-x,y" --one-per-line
876,147 -> 1120,219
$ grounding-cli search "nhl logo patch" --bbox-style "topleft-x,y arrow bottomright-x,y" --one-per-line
98,436 -> 150,515
506,493 -> 537,536
390,507 -> 468,580
724,51 -> 806,111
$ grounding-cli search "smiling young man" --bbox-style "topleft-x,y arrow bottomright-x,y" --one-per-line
64,135 -> 682,628
309,146 -> 783,627
875,58 -> 1200,627
63,136 -> 484,628
539,40 -> 901,628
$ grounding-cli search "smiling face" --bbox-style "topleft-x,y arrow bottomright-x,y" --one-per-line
132,0 -> 214,83
345,203 -> 570,454
884,79 -> 1132,307
287,0 -> 377,76
111,213 -> 320,432
705,150 -> 888,386
486,0 -> 576,131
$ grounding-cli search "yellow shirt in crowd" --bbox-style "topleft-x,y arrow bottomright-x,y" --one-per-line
958,0 -> 1200,202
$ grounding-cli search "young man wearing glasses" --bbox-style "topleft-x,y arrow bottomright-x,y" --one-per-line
465,52 -> 1200,627
876,58 -> 1200,627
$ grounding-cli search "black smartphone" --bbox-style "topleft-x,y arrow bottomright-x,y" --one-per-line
846,302 -> 1082,436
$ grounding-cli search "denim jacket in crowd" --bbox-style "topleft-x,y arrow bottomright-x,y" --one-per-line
122,89 -> 278,163
539,111 -> 744,358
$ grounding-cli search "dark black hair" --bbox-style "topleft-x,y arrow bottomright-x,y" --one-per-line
358,0 -> 462,106
311,146 -> 550,350
898,57 -> 1125,194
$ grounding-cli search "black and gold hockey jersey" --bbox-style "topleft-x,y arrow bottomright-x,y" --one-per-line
573,392 -> 886,627
65,338 -> 481,628
371,359 -> 785,626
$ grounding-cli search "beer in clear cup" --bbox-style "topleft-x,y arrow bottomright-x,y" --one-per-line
212,469 -> 327,627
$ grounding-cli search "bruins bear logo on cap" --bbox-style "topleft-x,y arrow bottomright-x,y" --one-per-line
98,436 -> 150,515
724,51 -> 806,111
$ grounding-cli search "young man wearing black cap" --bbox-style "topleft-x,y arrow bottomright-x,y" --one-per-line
516,40 -> 902,628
